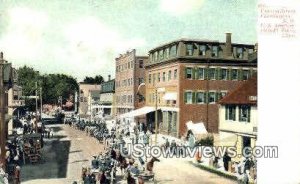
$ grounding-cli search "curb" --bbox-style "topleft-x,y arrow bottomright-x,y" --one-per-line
188,161 -> 238,181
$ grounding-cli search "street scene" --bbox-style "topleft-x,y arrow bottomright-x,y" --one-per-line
0,0 -> 258,184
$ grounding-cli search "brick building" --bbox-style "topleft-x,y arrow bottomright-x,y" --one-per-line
145,33 -> 257,137
115,49 -> 148,123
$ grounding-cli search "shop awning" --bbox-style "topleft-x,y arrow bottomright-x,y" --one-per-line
163,92 -> 177,101
120,106 -> 157,118
186,121 -> 208,135
160,107 -> 179,112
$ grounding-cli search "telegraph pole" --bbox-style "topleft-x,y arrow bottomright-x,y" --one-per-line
35,82 -> 38,117
0,53 -> 5,169
40,87 -> 42,117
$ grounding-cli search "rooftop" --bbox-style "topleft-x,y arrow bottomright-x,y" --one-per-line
219,74 -> 257,105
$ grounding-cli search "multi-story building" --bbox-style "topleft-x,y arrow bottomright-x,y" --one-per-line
115,49 -> 148,124
145,33 -> 257,137
78,83 -> 101,117
99,75 -> 115,117
218,75 -> 257,162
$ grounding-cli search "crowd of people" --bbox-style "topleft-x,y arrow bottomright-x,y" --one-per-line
0,113 -> 48,184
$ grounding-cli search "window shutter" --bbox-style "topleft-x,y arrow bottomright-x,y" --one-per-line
192,68 -> 195,79
238,69 -> 243,80
192,92 -> 196,103
194,67 -> 198,79
204,68 -> 208,80
204,91 -> 208,103
250,68 -> 254,77
247,107 -> 251,123
217,67 -> 221,80
228,68 -> 232,80
233,106 -> 236,121
225,106 -> 228,120
184,92 -> 187,103
216,92 -> 221,102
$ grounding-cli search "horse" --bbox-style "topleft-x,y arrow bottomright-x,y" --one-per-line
146,157 -> 160,173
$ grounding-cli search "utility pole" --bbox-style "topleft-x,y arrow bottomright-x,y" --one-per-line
154,88 -> 158,145
0,53 -> 5,169
40,87 -> 42,118
35,82 -> 38,118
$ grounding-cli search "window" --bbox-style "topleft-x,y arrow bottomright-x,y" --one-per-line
237,48 -> 243,59
220,91 -> 227,99
170,45 -> 177,57
196,92 -> 205,104
163,72 -> 166,82
128,79 -> 130,86
139,60 -> 144,68
168,70 -> 172,80
198,68 -> 205,80
231,69 -> 238,80
158,73 -> 160,82
164,48 -> 169,59
174,69 -> 177,79
149,74 -> 151,84
153,73 -> 156,83
209,68 -> 216,80
242,70 -> 250,80
212,46 -> 218,57
185,91 -> 193,104
225,105 -> 236,121
221,69 -> 227,80
199,45 -> 206,56
186,68 -> 192,79
131,61 -> 134,68
208,92 -> 216,103
239,105 -> 251,122
159,50 -> 164,60
186,44 -> 193,56
248,49 -> 254,54
154,52 -> 158,62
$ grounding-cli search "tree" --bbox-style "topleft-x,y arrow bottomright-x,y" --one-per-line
83,75 -> 104,84
17,66 -> 79,110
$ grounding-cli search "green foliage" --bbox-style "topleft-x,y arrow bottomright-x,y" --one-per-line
17,65 -> 79,108
83,75 -> 104,84
195,135 -> 214,146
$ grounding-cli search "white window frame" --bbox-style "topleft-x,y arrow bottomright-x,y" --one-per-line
231,68 -> 239,80
209,67 -> 217,80
185,91 -> 193,104
220,67 -> 228,80
208,91 -> 217,104
196,91 -> 205,104
198,67 -> 205,80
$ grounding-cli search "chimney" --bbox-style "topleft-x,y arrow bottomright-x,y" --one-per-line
225,33 -> 232,57
108,75 -> 111,81
0,52 -> 3,60
254,43 -> 258,52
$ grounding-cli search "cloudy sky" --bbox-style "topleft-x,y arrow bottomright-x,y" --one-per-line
0,0 -> 257,81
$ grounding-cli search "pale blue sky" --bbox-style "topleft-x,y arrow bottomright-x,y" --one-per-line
0,0 -> 257,81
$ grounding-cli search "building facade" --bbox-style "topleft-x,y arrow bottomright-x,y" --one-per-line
115,49 -> 148,123
99,75 -> 115,117
78,83 -> 101,117
218,75 -> 257,161
145,33 -> 257,137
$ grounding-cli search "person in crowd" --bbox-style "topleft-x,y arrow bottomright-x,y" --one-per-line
165,138 -> 170,149
223,151 -> 231,171
170,140 -> 177,154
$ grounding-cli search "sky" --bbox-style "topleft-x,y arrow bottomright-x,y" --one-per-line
0,0 -> 257,81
